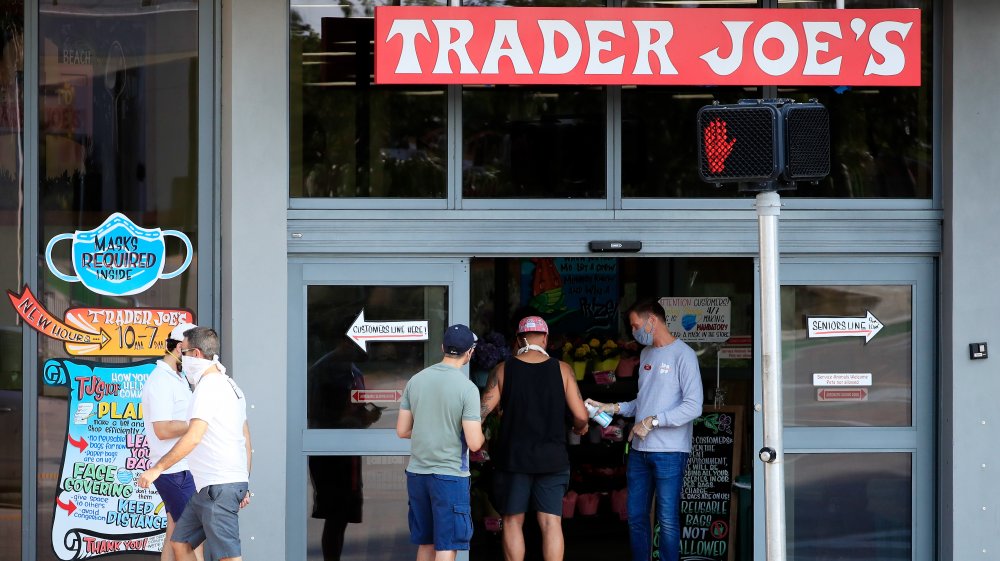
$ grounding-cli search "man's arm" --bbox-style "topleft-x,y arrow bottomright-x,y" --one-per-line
243,420 -> 253,475
479,364 -> 504,420
396,408 -> 414,439
241,420 -> 253,508
137,418 -> 208,488
462,419 -> 485,452
560,362 -> 590,435
151,420 -> 189,440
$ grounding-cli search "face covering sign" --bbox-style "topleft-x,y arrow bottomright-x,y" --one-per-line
44,357 -> 167,559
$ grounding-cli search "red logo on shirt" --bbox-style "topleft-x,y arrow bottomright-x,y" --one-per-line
643,364 -> 652,370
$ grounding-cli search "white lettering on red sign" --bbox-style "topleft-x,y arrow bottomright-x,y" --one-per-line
374,7 -> 920,86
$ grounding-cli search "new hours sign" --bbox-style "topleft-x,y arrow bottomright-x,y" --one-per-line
374,8 -> 920,86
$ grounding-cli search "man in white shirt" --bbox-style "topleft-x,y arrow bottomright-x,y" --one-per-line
138,327 -> 253,561
140,322 -> 203,561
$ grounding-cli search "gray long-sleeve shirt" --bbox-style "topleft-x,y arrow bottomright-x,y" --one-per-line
618,338 -> 704,453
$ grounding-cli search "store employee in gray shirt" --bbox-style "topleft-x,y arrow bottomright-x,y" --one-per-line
587,299 -> 704,561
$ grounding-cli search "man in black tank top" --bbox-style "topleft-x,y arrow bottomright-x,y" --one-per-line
480,316 -> 590,561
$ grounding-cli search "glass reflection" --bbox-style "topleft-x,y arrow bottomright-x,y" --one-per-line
461,0 -> 605,199
786,453 -> 911,561
463,86 -> 605,199
290,0 -> 448,199
781,285 -> 912,427
307,285 -> 448,430
777,0 -> 932,198
307,455 -> 415,561
622,86 -> 759,198
0,3 -> 22,559
37,2 -> 199,559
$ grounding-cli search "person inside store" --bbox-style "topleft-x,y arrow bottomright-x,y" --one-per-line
586,300 -> 704,561
397,324 -> 485,561
479,315 -> 590,561
140,322 -> 205,561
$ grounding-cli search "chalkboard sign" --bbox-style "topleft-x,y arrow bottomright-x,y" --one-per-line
679,406 -> 743,561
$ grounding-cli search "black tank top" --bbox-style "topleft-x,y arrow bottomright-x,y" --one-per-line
492,357 -> 570,473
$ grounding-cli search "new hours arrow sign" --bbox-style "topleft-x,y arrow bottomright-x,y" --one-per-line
807,310 -> 884,343
347,309 -> 429,352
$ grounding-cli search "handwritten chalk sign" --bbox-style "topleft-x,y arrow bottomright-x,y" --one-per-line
680,406 -> 743,561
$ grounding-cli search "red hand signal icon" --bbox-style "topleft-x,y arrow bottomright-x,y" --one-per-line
703,118 -> 736,173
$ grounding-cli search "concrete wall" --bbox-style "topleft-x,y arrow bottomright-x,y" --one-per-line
221,0 -> 289,558
942,1 -> 1000,559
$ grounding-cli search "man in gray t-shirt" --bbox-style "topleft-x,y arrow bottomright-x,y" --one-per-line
397,324 -> 485,561
587,300 -> 704,561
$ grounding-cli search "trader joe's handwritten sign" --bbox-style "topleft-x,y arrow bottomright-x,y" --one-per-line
679,407 -> 743,561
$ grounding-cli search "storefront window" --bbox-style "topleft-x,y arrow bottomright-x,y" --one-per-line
461,0 -> 605,200
37,2 -> 199,559
0,3 -> 23,559
786,452 -> 911,561
777,0 -> 932,198
781,284 -> 912,427
306,285 -> 448,431
290,0 -> 448,199
622,86 -> 759,198
463,85 -> 606,199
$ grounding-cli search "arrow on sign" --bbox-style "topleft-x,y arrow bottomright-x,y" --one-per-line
817,388 -> 869,401
56,495 -> 77,516
807,310 -> 884,343
347,309 -> 429,352
351,389 -> 403,403
68,434 -> 88,453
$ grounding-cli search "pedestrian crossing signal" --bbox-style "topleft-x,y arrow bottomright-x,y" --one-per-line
697,100 -> 829,187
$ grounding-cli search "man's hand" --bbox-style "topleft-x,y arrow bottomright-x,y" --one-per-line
628,417 -> 654,442
573,424 -> 589,436
240,490 -> 251,509
585,398 -> 615,415
137,467 -> 163,489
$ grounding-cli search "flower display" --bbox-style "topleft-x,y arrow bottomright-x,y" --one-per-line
599,339 -> 620,359
472,331 -> 511,371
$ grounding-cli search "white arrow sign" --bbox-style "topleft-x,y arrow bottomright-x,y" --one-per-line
347,309 -> 429,352
807,310 -> 884,343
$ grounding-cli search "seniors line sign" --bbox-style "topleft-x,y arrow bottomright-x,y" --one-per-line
374,8 -> 919,86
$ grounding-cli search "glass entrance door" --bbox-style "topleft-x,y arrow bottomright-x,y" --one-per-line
287,259 -> 470,561
758,257 -> 935,561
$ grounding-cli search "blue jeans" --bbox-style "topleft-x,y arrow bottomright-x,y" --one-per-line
626,450 -> 689,561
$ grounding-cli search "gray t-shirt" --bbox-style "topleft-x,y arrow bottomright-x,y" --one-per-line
619,339 -> 704,453
401,363 -> 481,476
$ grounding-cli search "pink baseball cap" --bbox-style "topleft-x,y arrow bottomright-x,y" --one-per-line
517,316 -> 549,334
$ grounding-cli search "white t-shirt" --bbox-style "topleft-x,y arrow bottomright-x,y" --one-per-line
140,360 -> 191,474
187,371 -> 249,491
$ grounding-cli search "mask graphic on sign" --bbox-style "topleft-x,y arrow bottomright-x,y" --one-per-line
45,213 -> 193,296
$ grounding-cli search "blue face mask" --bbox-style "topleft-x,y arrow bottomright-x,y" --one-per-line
632,316 -> 655,346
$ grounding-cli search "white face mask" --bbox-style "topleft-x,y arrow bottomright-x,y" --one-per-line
182,354 -> 223,385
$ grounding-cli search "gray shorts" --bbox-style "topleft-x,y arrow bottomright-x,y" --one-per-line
172,482 -> 248,561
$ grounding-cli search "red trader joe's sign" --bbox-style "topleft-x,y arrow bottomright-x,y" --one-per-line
374,7 -> 920,86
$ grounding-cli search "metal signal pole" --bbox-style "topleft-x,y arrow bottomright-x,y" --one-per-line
756,189 -> 787,561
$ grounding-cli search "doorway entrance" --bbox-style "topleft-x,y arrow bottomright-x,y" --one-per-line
466,257 -> 755,561
285,255 -> 935,561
